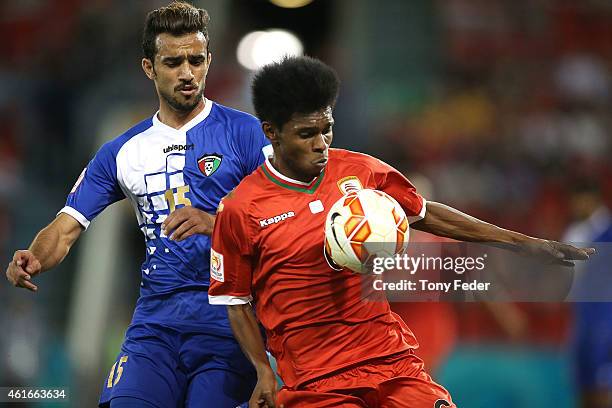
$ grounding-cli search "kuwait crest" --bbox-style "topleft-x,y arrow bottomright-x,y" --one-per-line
198,154 -> 222,176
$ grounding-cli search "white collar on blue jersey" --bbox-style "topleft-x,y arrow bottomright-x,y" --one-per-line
152,98 -> 213,133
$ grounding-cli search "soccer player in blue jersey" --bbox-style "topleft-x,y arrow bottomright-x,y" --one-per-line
5,2 -> 270,407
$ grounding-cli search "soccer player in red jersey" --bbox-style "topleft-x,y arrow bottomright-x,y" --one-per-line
208,56 -> 594,408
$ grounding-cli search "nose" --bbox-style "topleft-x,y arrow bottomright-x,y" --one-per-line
312,133 -> 328,152
178,60 -> 195,82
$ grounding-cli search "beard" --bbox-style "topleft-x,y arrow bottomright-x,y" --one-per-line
160,87 -> 203,112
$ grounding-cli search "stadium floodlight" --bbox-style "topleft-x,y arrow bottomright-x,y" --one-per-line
269,0 -> 314,8
237,29 -> 304,71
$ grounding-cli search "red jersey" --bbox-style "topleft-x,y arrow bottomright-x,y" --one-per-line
209,149 -> 426,387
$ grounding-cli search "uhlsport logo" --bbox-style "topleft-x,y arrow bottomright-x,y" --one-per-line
198,154 -> 223,176
259,211 -> 295,228
164,144 -> 194,154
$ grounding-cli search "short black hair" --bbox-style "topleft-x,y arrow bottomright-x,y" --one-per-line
252,56 -> 340,129
142,1 -> 210,62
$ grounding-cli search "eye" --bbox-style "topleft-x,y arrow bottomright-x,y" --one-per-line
189,56 -> 206,66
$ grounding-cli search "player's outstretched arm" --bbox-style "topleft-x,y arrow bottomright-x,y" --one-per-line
227,304 -> 281,408
411,201 -> 595,266
162,206 -> 216,241
6,213 -> 83,292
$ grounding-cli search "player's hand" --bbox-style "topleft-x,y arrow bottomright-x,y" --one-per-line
521,239 -> 596,267
6,250 -> 41,292
162,207 -> 216,241
250,367 -> 282,408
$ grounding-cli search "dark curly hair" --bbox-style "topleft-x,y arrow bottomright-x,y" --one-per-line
142,1 -> 210,62
252,56 -> 340,129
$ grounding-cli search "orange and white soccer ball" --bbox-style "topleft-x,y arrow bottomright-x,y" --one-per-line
324,189 -> 409,273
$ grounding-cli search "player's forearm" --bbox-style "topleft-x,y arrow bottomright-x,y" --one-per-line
29,216 -> 82,272
412,201 -> 537,248
226,303 -> 274,375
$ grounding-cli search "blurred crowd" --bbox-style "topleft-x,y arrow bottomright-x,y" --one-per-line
1,0 -> 610,406
376,0 -> 612,237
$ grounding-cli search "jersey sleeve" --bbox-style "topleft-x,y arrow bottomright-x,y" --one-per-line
370,157 -> 427,223
208,197 -> 254,305
58,142 -> 125,229
236,116 -> 272,176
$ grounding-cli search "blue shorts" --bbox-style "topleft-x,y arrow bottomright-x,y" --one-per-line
98,319 -> 256,407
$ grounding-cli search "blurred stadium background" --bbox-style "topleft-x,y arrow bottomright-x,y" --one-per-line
1,0 -> 611,406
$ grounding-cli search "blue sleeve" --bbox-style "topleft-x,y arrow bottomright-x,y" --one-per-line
60,142 -> 125,229
236,116 -> 271,176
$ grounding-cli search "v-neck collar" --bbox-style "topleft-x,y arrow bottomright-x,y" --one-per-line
152,98 -> 213,133
262,156 -> 325,194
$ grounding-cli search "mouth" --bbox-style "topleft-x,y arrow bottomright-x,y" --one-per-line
313,157 -> 328,168
177,86 -> 197,97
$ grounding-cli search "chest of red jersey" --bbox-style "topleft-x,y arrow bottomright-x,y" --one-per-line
250,165 -> 376,273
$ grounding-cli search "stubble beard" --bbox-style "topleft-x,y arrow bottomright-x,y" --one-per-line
161,88 -> 203,113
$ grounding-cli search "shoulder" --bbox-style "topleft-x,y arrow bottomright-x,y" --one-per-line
329,148 -> 388,171
208,102 -> 261,129
218,169 -> 265,214
98,116 -> 154,159
205,103 -> 265,156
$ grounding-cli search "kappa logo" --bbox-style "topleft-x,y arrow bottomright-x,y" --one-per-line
198,154 -> 223,176
337,176 -> 363,195
434,399 -> 451,408
259,211 -> 295,227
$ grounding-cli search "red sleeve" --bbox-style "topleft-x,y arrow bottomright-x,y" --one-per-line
208,197 -> 254,305
371,157 -> 427,222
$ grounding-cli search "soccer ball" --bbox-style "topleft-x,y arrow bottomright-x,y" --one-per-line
324,189 -> 409,273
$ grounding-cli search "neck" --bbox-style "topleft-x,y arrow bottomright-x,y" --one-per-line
270,155 -> 317,184
157,98 -> 206,129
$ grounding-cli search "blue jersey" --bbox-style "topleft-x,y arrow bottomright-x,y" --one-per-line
61,99 -> 271,327
568,208 -> 612,391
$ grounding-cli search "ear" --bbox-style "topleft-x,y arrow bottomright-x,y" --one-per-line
142,58 -> 156,80
202,52 -> 213,76
262,122 -> 279,144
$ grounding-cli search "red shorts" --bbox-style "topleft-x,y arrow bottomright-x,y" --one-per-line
277,350 -> 455,407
